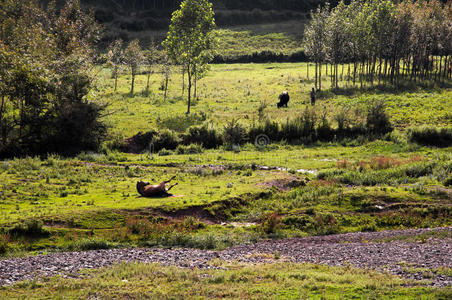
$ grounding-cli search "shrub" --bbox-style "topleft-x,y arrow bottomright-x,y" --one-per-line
407,126 -> 452,147
223,119 -> 247,146
158,148 -> 173,156
124,129 -> 158,153
260,212 -> 281,234
444,176 -> 452,187
150,129 -> 182,151
176,144 -> 204,155
9,219 -> 49,238
249,119 -> 280,143
0,234 -> 9,255
183,124 -> 223,149
366,100 -> 393,136
76,239 -> 114,251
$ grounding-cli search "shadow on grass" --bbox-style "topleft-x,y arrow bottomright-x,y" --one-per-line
318,79 -> 452,99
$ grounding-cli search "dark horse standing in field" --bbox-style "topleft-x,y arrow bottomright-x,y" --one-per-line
277,91 -> 290,108
136,176 -> 178,197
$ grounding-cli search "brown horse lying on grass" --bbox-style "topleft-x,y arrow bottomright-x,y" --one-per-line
136,176 -> 178,197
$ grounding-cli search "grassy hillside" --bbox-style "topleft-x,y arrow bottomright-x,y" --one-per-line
97,63 -> 452,138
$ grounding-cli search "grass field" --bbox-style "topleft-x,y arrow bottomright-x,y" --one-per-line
1,59 -> 451,296
2,262 -> 450,299
98,62 -> 452,137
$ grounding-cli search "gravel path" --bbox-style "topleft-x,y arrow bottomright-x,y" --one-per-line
0,227 -> 451,287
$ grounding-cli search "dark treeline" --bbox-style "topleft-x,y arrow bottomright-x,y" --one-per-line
304,0 -> 452,90
41,0 -> 328,12
0,0 -> 106,157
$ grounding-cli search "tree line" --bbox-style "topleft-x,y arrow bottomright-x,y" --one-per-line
303,0 -> 452,90
107,0 -> 215,115
0,0 -> 105,157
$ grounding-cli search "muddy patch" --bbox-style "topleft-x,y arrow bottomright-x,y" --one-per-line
258,177 -> 307,191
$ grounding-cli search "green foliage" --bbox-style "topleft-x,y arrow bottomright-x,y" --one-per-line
150,129 -> 181,151
75,239 -> 115,251
223,118 -> 247,146
408,126 -> 452,147
164,0 -> 216,113
175,144 -> 204,155
124,39 -> 144,95
182,123 -> 223,149
366,100 -> 393,136
9,219 -> 49,238
260,212 -> 281,234
303,0 -> 452,88
0,0 -> 106,157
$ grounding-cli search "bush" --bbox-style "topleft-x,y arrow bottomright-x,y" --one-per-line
125,129 -> 158,153
408,126 -> 452,147
182,124 -> 223,149
444,176 -> 452,187
158,148 -> 173,156
76,239 -> 114,251
249,119 -> 280,143
366,101 -> 393,136
260,212 -> 281,234
176,144 -> 204,155
150,129 -> 181,151
223,119 -> 247,146
9,219 -> 49,238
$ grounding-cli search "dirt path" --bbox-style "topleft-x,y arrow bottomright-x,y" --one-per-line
0,227 -> 450,287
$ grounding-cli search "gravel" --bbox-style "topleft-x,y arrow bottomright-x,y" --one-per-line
0,227 -> 450,287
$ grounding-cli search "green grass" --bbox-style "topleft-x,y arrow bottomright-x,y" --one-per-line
0,142 -> 450,254
97,62 -> 452,138
1,262 -> 450,299
215,25 -> 304,57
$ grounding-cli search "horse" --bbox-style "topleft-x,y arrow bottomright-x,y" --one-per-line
277,91 -> 290,108
136,176 -> 178,197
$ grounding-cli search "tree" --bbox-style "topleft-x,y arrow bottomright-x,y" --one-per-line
160,52 -> 172,101
303,3 -> 329,91
107,39 -> 124,92
124,39 -> 144,96
163,0 -> 216,114
0,0 -> 106,157
143,41 -> 159,96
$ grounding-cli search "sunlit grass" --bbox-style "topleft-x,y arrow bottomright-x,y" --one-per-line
1,262 -> 450,299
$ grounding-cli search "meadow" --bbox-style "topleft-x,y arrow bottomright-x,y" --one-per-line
98,62 -> 452,137
2,262 -> 450,299
1,61 -> 451,297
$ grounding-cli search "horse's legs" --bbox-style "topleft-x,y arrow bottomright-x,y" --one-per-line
166,182 -> 178,192
163,176 -> 176,184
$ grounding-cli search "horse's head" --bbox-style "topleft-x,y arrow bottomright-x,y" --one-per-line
136,181 -> 150,195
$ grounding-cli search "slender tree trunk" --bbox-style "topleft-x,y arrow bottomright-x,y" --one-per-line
182,67 -> 185,97
336,64 -> 339,89
319,61 -> 322,91
360,61 -> 364,89
315,62 -> 318,90
0,95 -> 4,141
114,67 -> 118,92
307,63 -> 309,80
341,63 -> 344,82
164,74 -> 169,101
0,95 -> 4,144
131,70 -> 135,96
378,57 -> 382,85
187,63 -> 191,114
347,63 -> 350,83
146,71 -> 151,95
194,75 -> 197,99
